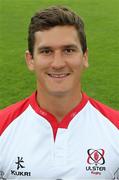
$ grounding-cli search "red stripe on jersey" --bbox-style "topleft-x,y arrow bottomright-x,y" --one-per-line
0,98 -> 29,135
89,98 -> 119,129
29,92 -> 88,140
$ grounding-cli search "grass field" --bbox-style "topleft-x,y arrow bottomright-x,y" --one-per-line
0,0 -> 119,110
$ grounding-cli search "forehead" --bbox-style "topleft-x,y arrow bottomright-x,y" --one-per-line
34,26 -> 81,47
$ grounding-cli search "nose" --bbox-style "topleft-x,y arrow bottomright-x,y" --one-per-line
51,51 -> 66,69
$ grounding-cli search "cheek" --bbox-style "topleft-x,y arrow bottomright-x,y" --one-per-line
68,57 -> 84,69
34,58 -> 50,70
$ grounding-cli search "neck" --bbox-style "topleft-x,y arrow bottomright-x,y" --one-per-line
36,87 -> 82,122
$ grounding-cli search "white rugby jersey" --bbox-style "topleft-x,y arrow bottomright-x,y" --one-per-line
0,92 -> 119,180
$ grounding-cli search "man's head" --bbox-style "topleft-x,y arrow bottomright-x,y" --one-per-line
28,6 -> 87,57
26,6 -> 88,98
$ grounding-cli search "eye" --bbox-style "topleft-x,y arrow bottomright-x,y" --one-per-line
40,49 -> 52,55
64,48 -> 75,54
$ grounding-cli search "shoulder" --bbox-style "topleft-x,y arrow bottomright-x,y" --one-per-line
0,96 -> 31,135
88,96 -> 119,129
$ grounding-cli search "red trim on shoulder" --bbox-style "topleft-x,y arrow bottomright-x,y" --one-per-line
89,97 -> 119,129
0,98 -> 29,135
29,92 -> 89,140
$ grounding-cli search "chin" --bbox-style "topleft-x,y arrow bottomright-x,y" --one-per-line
48,90 -> 69,97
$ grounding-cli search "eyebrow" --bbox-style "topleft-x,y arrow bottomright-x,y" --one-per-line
62,44 -> 80,50
37,46 -> 51,51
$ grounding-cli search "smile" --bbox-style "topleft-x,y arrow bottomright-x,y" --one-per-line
47,73 -> 70,78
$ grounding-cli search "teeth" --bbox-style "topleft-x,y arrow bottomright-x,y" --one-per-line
48,73 -> 69,78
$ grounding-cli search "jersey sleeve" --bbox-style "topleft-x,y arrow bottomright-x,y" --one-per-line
89,97 -> 119,129
0,98 -> 29,136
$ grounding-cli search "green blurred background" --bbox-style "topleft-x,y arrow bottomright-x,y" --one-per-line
0,0 -> 119,109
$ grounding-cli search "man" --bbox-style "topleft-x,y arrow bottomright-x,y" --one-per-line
0,6 -> 119,179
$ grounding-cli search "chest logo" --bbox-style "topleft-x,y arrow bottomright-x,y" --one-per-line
87,149 -> 105,165
86,149 -> 106,176
10,156 -> 31,177
15,157 -> 25,170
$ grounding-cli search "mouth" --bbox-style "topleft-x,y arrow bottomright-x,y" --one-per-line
47,73 -> 71,78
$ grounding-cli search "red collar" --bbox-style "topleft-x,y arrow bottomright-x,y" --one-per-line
29,91 -> 89,140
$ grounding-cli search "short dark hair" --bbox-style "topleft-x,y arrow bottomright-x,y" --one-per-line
28,6 -> 87,56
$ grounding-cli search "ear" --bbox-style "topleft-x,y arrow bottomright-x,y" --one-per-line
83,49 -> 89,69
25,50 -> 34,71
